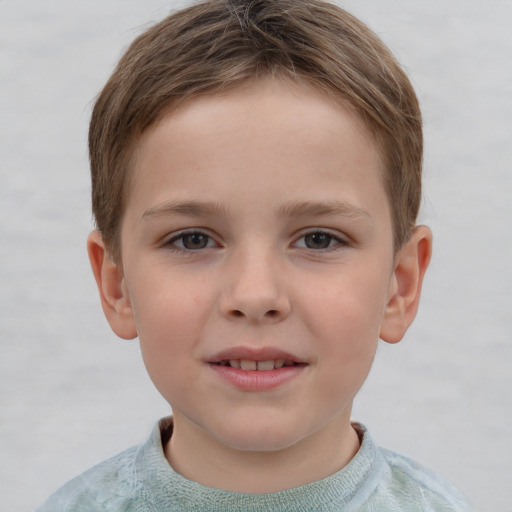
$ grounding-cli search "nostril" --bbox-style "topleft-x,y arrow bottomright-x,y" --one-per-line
226,308 -> 285,321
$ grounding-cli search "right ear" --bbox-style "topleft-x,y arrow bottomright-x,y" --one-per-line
87,231 -> 138,340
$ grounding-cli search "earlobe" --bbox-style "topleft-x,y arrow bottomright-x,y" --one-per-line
379,225 -> 432,344
87,231 -> 138,340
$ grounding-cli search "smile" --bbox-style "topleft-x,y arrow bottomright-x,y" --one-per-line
208,349 -> 307,391
214,359 -> 300,371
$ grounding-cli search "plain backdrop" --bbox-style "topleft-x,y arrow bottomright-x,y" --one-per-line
1,1 -> 511,510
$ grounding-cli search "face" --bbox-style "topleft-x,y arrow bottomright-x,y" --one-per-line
115,78 -> 399,455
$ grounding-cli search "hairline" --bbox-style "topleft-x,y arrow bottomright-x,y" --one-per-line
109,73 -> 394,262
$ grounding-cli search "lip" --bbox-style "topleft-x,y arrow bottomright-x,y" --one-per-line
207,346 -> 307,392
208,346 -> 305,364
209,364 -> 306,391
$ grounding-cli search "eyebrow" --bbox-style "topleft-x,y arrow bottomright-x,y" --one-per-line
141,199 -> 372,223
141,200 -> 228,221
277,200 -> 373,222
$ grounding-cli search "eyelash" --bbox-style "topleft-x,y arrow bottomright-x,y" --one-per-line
294,230 -> 348,251
164,230 -> 218,251
163,228 -> 348,252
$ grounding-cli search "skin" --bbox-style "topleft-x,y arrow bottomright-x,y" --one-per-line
88,77 -> 432,493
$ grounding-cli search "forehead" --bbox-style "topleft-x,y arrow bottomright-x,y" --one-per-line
126,77 -> 387,220
132,76 -> 378,151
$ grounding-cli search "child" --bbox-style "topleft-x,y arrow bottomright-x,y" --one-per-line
37,0 -> 473,510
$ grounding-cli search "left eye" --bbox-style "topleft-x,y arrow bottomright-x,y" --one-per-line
295,232 -> 343,250
167,231 -> 216,250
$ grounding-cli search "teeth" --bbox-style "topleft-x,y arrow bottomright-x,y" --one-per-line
223,359 -> 295,371
240,360 -> 257,370
256,360 -> 274,371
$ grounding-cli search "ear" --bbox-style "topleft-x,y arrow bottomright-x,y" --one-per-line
380,225 -> 432,344
87,231 -> 138,340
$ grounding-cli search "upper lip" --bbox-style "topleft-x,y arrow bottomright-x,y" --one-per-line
208,346 -> 306,364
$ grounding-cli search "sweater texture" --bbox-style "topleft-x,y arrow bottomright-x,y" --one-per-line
36,417 -> 473,511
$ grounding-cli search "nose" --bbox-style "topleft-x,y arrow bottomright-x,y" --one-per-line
219,248 -> 291,324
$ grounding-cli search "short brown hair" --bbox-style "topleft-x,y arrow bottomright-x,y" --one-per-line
89,0 -> 422,261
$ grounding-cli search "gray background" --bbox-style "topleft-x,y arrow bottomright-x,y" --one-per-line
1,1 -> 510,510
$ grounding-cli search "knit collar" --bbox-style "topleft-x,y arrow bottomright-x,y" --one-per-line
132,416 -> 384,512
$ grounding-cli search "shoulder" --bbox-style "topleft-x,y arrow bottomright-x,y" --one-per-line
350,423 -> 474,511
35,418 -> 175,512
34,445 -> 142,512
377,446 -> 475,511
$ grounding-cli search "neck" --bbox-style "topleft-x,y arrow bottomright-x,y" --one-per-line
165,414 -> 360,493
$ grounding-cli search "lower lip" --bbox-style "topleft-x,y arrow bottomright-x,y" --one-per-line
209,364 -> 305,391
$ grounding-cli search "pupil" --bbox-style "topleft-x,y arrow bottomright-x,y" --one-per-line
183,233 -> 208,249
306,233 -> 331,249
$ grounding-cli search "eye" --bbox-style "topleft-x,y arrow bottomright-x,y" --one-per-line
166,231 -> 217,251
295,230 -> 345,250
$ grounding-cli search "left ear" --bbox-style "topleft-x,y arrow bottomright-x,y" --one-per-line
87,230 -> 138,340
380,225 -> 432,344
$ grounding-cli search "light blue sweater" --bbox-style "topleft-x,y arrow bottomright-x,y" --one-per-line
36,417 -> 473,511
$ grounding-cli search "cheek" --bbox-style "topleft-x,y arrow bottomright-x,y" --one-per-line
128,266 -> 209,338
304,272 -> 389,346
135,301 -> 202,405
316,297 -> 380,371
126,275 -> 210,384
310,289 -> 381,398
298,266 -> 390,386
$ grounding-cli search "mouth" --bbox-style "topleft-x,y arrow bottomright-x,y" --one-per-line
209,347 -> 306,369
208,351 -> 307,391
212,359 -> 303,371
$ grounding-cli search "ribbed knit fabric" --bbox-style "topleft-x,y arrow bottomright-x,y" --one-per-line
36,417 -> 474,511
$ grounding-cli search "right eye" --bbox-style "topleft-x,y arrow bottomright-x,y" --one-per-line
293,229 -> 347,251
166,231 -> 217,251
